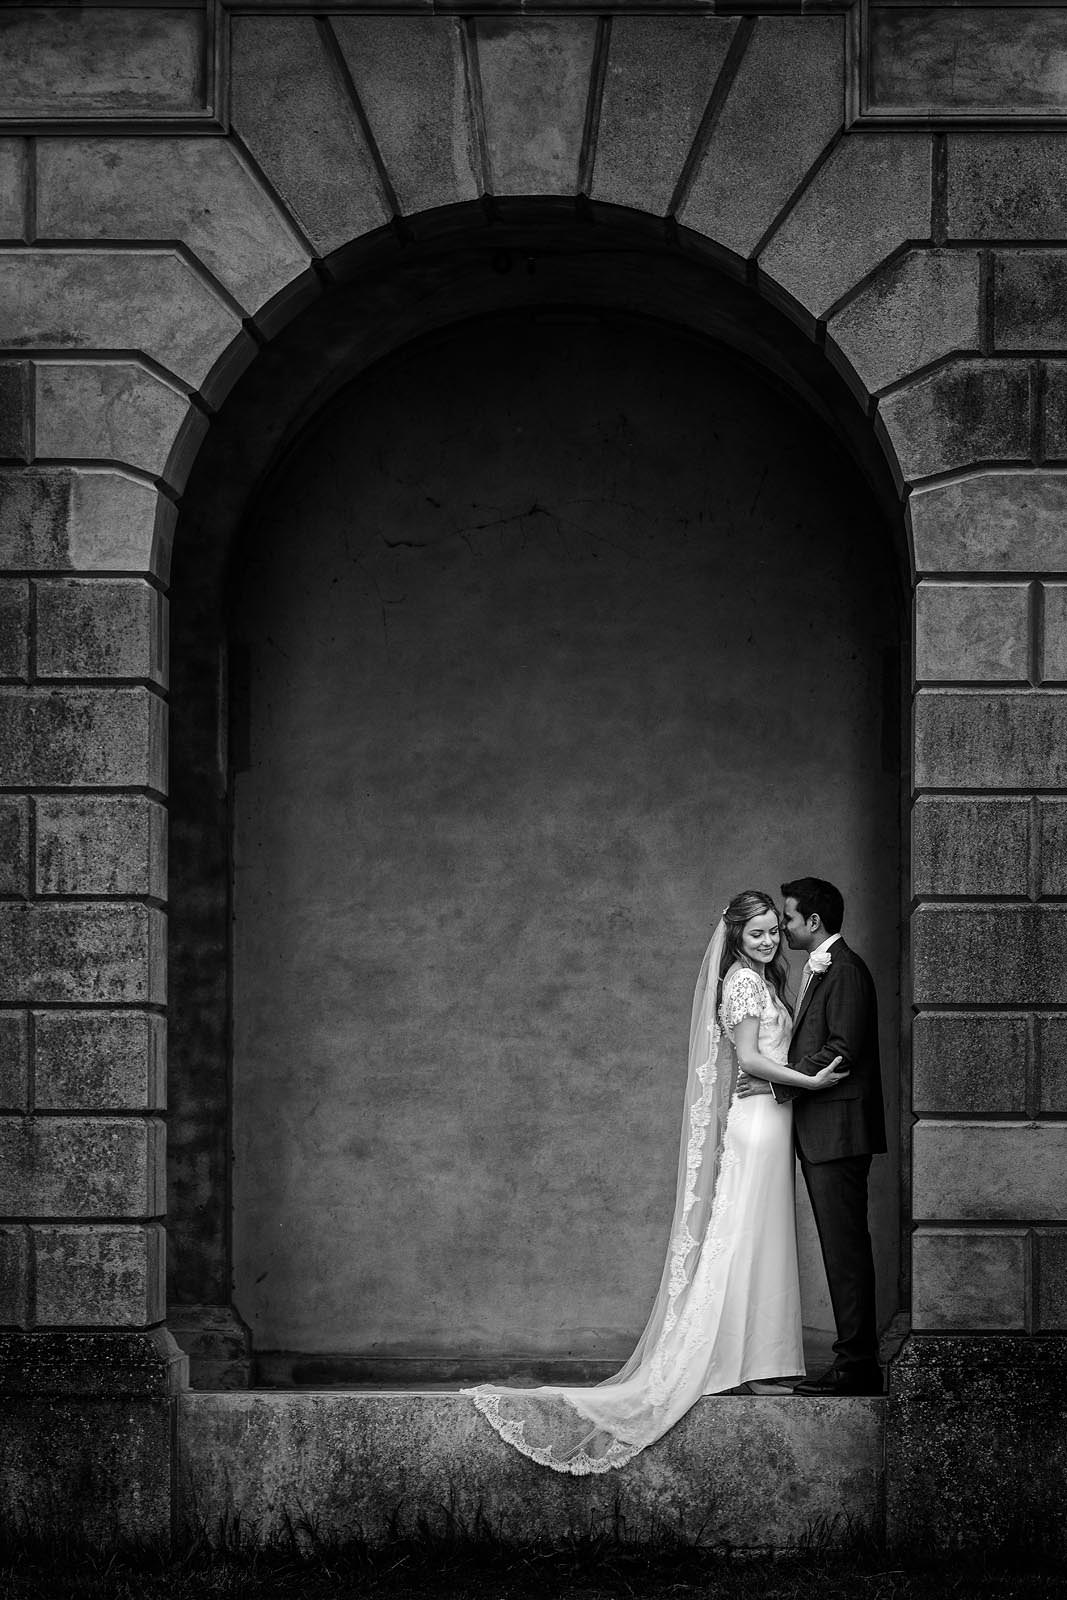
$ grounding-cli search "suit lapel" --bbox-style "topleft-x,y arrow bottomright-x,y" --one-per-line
792,939 -> 846,1033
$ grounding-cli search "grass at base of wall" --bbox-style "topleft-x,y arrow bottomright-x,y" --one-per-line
1,1521 -> 1065,1600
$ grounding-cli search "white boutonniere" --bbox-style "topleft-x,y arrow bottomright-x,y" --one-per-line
807,947 -> 833,977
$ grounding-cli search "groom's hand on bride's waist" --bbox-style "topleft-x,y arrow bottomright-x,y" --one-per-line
735,1071 -> 772,1099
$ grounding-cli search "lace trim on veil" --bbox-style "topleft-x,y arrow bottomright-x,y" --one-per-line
462,921 -> 740,1474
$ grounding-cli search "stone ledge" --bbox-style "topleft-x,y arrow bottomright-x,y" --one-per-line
179,1389 -> 884,1547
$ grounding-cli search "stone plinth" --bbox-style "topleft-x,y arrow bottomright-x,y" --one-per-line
180,1390 -> 885,1548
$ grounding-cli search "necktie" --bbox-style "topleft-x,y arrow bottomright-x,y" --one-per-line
795,961 -> 814,1017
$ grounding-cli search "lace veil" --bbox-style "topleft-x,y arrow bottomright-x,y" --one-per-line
463,917 -> 738,1473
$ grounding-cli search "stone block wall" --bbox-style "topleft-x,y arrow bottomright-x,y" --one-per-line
0,0 -> 1064,1549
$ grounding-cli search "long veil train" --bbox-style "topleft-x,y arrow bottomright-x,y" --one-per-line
462,918 -> 740,1474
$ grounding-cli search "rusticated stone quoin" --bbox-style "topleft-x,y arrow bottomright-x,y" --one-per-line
0,469 -> 177,580
913,582 -> 1030,682
911,796 -> 1030,897
0,579 -> 29,678
912,1012 -> 1029,1116
35,1010 -> 165,1113
915,691 -> 1067,789
0,1117 -> 165,1218
0,687 -> 166,790
34,1224 -> 165,1328
913,904 -> 1067,1006
1037,1230 -> 1067,1330
1044,584 -> 1067,681
911,1228 -> 1027,1331
35,796 -> 167,900
1040,797 -> 1067,894
909,471 -> 1067,574
34,362 -> 204,487
0,903 -> 166,1004
913,1120 -> 1067,1221
0,361 -> 29,456
1039,1015 -> 1067,1112
949,137 -> 1067,239
0,1013 -> 29,1112
35,579 -> 168,685
994,250 -> 1067,348
0,794 -> 30,897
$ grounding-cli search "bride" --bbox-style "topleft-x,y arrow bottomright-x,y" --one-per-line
463,889 -> 848,1474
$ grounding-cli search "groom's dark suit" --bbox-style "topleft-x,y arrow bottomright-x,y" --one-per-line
775,938 -> 886,1372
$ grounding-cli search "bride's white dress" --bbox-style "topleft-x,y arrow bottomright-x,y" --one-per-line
465,964 -> 804,1473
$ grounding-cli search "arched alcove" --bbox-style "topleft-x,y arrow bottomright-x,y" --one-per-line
167,211 -> 908,1385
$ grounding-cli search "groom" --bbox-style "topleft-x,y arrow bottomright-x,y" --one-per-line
761,877 -> 886,1396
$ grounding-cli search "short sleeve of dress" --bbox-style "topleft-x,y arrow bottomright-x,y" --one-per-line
721,969 -> 766,1032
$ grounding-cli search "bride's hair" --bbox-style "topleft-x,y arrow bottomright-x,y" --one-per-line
718,889 -> 791,1005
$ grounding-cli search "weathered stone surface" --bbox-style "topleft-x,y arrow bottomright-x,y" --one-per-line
0,904 -> 166,1004
914,581 -> 1030,682
0,141 -> 24,239
0,470 -> 176,580
1038,1015 -> 1067,1113
886,1335 -> 1067,1555
0,794 -> 29,897
0,1013 -> 28,1112
0,361 -> 28,455
868,10 -> 1067,118
1040,797 -> 1067,896
1043,363 -> 1067,460
35,579 -> 167,684
913,904 -> 1067,1006
0,250 -> 247,397
680,18 -> 842,259
1037,1229 -> 1067,1331
1044,584 -> 1067,681
180,1390 -> 883,1547
0,579 -> 28,677
0,1330 -> 185,1546
0,1228 -> 29,1328
915,691 -> 1067,788
826,250 -> 980,399
879,362 -> 1030,484
912,1012 -> 1029,1116
950,139 -> 1067,240
912,795 -> 1029,896
230,16 -> 389,256
37,140 -> 309,317
0,687 -> 166,789
34,362 -> 202,485
34,1010 -> 165,1113
478,19 -> 597,198
0,7 -> 206,117
592,17 -> 736,215
332,17 -> 478,216
913,1120 -> 1067,1220
35,796 -> 166,900
759,135 -> 931,323
34,1224 -> 164,1327
995,251 -> 1067,348
909,470 -> 1067,574
168,1305 -> 252,1392
0,1116 -> 165,1217
912,1228 -> 1026,1331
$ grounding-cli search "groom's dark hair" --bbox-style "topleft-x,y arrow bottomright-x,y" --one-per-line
781,877 -> 844,935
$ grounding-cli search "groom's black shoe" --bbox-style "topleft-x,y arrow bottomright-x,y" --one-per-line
792,1362 -> 883,1397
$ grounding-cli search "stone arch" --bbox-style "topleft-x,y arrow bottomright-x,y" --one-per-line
164,206 -> 909,1379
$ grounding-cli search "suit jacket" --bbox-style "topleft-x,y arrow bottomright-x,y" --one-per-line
776,938 -> 887,1164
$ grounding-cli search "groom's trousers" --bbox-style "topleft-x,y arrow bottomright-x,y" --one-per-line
800,1153 -> 879,1369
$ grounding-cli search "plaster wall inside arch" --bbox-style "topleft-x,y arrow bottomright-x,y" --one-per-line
226,309 -> 902,1371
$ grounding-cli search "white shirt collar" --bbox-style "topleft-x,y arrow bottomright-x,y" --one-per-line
812,932 -> 841,957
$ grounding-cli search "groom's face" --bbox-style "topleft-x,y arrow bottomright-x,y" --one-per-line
782,897 -> 819,953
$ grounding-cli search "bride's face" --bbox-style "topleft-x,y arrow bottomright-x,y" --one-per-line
741,909 -> 780,968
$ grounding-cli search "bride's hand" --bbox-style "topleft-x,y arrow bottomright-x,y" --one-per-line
808,1055 -> 849,1090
